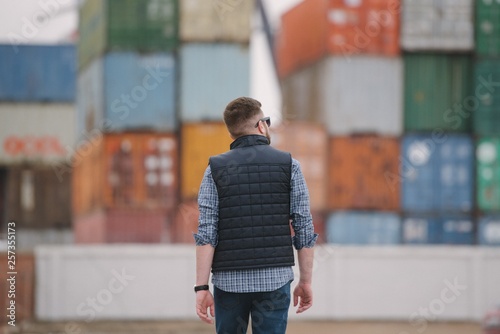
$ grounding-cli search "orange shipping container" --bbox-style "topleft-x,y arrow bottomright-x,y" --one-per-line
181,123 -> 233,199
271,121 -> 328,211
328,135 -> 400,210
72,133 -> 178,217
276,0 -> 400,78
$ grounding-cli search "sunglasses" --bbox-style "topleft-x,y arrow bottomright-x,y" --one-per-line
254,116 -> 271,128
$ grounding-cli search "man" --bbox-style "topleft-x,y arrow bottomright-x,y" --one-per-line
194,97 -> 317,334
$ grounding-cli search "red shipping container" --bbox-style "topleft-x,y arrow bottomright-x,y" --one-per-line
328,135 -> 400,210
276,0 -> 400,78
0,253 -> 35,324
74,208 -> 170,244
172,200 -> 200,244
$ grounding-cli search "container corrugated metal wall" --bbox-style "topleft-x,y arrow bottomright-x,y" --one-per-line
180,43 -> 250,122
78,0 -> 106,70
401,0 -> 474,51
73,208 -> 170,243
77,52 -> 177,132
72,133 -> 178,217
276,0 -> 400,78
441,216 -> 474,245
478,216 -> 500,246
282,56 -> 403,135
78,0 -> 179,69
272,121 -> 328,211
326,211 -> 401,245
403,215 -> 474,245
180,0 -> 253,43
275,0 -> 327,78
476,0 -> 500,57
477,137 -> 500,212
328,136 -> 400,211
402,216 -> 442,244
404,54 -> 472,132
5,166 -> 72,229
0,253 -> 34,324
474,60 -> 500,136
77,57 -> 104,140
0,45 -> 76,102
401,134 -> 474,213
103,52 -> 177,131
0,103 -> 75,164
180,123 -> 232,199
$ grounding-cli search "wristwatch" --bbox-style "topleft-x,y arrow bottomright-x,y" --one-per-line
194,284 -> 209,292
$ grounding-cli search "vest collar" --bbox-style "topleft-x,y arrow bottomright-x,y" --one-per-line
230,135 -> 269,150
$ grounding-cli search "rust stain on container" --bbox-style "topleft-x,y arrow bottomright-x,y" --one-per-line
271,121 -> 328,211
180,122 -> 233,199
328,135 -> 400,210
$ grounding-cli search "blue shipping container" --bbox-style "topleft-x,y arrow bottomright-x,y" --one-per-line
401,134 -> 474,213
402,216 -> 442,244
403,215 -> 474,245
77,52 -> 176,134
478,216 -> 500,246
180,43 -> 250,122
441,216 -> 474,245
0,44 -> 76,102
326,211 -> 401,245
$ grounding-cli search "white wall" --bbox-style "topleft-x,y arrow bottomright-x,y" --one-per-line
35,245 -> 500,322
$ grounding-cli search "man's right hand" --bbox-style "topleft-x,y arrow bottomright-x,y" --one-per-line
196,290 -> 215,324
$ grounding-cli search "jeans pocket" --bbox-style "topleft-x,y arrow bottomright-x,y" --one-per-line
215,287 -> 241,309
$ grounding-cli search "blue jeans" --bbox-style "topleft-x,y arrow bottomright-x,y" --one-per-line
214,281 -> 291,334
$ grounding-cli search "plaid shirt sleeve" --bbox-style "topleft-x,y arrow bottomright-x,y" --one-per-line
290,158 -> 318,249
193,165 -> 218,247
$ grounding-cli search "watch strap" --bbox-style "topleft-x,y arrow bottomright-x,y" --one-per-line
194,284 -> 209,292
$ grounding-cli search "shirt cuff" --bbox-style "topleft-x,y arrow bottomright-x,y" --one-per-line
293,233 -> 319,250
193,233 -> 217,247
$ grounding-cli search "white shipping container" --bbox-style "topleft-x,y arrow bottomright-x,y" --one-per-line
283,56 -> 403,135
180,0 -> 254,43
401,0 -> 474,51
0,103 -> 75,164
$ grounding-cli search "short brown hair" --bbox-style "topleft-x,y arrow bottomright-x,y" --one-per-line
223,97 -> 262,138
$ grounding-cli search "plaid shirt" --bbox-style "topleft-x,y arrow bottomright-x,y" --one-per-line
194,158 -> 318,293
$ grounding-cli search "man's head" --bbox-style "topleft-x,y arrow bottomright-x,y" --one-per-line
223,97 -> 271,142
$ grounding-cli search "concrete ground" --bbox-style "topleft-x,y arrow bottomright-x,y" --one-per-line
1,320 -> 483,334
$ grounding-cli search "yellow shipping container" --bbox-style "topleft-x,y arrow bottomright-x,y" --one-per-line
181,122 -> 232,199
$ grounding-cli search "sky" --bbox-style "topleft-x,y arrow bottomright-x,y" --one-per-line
0,0 -> 302,124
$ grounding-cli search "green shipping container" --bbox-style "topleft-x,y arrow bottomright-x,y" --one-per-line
474,59 -> 500,136
404,54 -> 472,132
477,137 -> 500,212
476,0 -> 500,56
78,0 -> 178,70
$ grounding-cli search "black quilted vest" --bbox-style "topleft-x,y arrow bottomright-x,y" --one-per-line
209,135 -> 295,272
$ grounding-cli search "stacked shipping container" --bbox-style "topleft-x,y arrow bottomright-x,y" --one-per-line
277,0 -> 499,246
400,0 -> 476,245
474,0 -> 500,246
0,44 -> 76,324
277,0 -> 403,245
172,0 -> 254,242
74,0 -> 254,243
0,45 -> 76,249
74,0 -> 180,243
